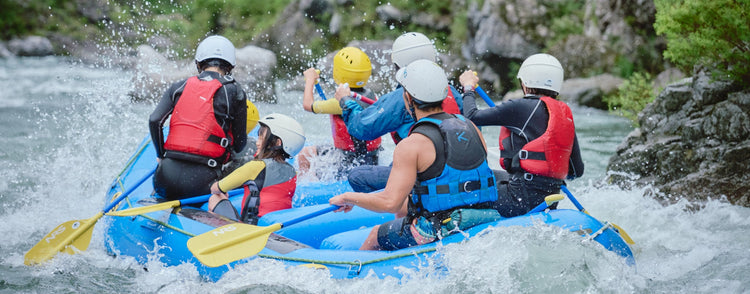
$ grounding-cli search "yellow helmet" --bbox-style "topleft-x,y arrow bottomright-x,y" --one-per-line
332,47 -> 372,88
246,99 -> 259,134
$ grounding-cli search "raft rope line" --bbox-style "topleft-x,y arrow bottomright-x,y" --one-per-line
108,139 -> 151,210
138,214 -> 440,267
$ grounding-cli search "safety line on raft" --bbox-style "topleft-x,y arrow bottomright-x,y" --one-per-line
256,247 -> 438,266
144,214 -> 440,266
109,140 -> 150,210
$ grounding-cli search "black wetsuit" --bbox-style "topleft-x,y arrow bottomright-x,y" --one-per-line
149,71 -> 247,200
462,91 -> 584,217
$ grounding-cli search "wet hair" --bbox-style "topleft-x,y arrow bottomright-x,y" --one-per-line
255,125 -> 288,161
197,58 -> 234,74
526,87 -> 559,98
406,89 -> 443,111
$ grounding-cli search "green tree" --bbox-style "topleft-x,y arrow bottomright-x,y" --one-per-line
654,0 -> 750,85
605,72 -> 654,126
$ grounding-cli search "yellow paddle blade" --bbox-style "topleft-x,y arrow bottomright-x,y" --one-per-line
105,200 -> 180,216
612,223 -> 635,245
24,212 -> 102,265
187,223 -> 282,267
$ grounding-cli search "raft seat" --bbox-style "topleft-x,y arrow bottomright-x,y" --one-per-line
319,227 -> 372,250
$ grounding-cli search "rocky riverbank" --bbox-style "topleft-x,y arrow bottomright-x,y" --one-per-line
608,71 -> 750,207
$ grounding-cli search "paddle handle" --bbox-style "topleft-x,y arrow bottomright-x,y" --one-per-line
281,205 -> 340,228
350,92 -> 376,105
314,82 -> 328,100
560,185 -> 586,213
475,85 -> 496,107
104,168 -> 156,212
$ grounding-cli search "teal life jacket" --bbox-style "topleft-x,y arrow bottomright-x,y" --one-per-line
408,113 -> 497,218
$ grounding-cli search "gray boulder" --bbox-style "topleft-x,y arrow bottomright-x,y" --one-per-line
130,45 -> 191,102
130,45 -> 277,103
607,71 -> 750,207
233,46 -> 278,103
7,36 -> 55,57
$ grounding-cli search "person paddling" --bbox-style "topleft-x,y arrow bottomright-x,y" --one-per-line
207,114 -> 305,224
329,60 -> 497,250
149,35 -> 248,200
297,47 -> 381,180
459,53 -> 584,217
335,32 -> 464,193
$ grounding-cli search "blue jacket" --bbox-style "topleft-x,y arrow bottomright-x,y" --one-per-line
339,85 -> 464,142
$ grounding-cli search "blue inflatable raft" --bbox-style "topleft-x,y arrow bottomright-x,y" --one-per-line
103,136 -> 635,282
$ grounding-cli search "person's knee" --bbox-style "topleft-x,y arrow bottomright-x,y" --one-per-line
360,225 -> 381,251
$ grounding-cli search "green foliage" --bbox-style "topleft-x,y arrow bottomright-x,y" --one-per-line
654,0 -> 750,85
605,72 -> 654,125
543,1 -> 585,48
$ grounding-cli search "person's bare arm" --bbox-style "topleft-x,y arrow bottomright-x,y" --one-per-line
302,68 -> 318,112
329,134 -> 434,213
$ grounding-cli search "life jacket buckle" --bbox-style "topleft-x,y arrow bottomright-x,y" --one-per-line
463,181 -> 474,192
219,137 -> 230,148
207,159 -> 218,167
519,150 -> 529,160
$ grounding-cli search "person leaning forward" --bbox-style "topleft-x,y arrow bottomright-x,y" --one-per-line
329,60 -> 497,251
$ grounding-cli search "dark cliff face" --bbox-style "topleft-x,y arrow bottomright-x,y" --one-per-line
607,71 -> 750,207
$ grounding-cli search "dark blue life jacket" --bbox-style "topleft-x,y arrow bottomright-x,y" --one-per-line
408,113 -> 497,218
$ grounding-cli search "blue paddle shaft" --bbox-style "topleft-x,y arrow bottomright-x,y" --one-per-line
281,205 -> 340,228
561,185 -> 586,213
315,83 -> 328,100
104,168 -> 156,212
179,189 -> 244,206
475,86 -> 496,107
528,200 -> 550,214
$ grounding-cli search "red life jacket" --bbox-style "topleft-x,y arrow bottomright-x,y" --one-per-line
498,96 -> 575,179
442,89 -> 461,114
251,159 -> 297,217
164,76 -> 233,164
331,114 -> 382,153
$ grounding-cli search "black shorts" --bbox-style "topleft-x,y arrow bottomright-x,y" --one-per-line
376,217 -> 418,251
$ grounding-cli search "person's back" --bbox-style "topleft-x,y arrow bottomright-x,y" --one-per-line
459,53 -> 584,217
149,35 -> 247,200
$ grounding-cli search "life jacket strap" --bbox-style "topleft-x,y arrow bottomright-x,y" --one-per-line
413,177 -> 495,195
164,150 -> 225,168
500,149 -> 545,161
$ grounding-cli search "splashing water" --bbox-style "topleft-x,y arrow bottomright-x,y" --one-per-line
1,57 -> 749,293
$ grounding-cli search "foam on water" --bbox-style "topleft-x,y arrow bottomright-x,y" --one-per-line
1,57 -> 749,293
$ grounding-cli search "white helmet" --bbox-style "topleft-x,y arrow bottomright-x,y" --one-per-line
258,113 -> 305,157
395,59 -> 449,104
391,32 -> 437,68
517,53 -> 564,93
195,35 -> 237,67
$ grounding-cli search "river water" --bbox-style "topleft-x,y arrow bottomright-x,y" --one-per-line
1,57 -> 748,293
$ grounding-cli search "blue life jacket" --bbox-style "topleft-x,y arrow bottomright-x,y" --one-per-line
409,113 -> 497,217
